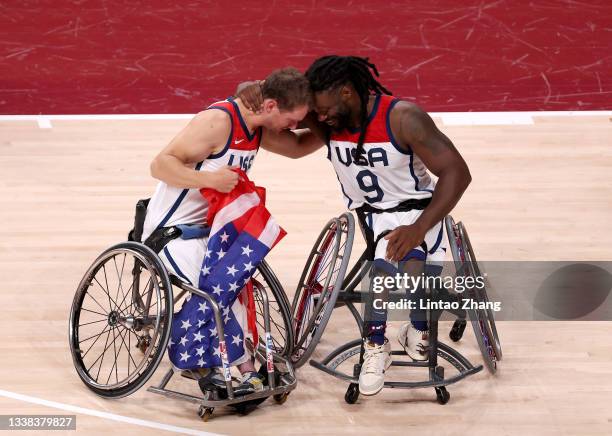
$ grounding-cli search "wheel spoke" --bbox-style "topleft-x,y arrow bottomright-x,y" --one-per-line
115,276 -> 137,314
128,326 -> 132,375
86,327 -> 115,374
295,294 -> 314,346
78,318 -> 107,328
112,254 -> 129,312
80,307 -> 108,317
81,325 -> 112,360
83,291 -> 111,316
79,324 -> 113,344
255,297 -> 287,344
105,327 -> 120,385
93,328 -> 112,382
102,264 -> 115,311
313,237 -> 346,284
314,248 -> 336,282
93,275 -> 124,313
121,275 -> 154,314
115,326 -> 139,378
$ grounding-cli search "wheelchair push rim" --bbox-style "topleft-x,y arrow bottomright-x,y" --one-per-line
445,216 -> 502,373
69,242 -> 173,397
459,223 -> 503,361
290,213 -> 354,367
292,218 -> 338,340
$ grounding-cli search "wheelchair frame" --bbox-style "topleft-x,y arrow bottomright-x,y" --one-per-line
147,275 -> 297,420
69,201 -> 296,421
290,212 -> 501,404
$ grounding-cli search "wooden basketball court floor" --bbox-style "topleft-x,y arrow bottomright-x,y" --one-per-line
0,114 -> 611,435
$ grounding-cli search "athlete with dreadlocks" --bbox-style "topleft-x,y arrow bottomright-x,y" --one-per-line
237,55 -> 471,396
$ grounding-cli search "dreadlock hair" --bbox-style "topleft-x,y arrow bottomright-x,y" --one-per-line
305,55 -> 392,155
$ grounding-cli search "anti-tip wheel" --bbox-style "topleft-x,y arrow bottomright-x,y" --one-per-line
435,387 -> 450,405
274,392 -> 289,404
449,319 -> 467,342
198,406 -> 214,422
345,383 -> 360,404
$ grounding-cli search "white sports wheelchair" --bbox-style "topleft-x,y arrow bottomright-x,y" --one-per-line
68,199 -> 296,421
287,211 -> 502,405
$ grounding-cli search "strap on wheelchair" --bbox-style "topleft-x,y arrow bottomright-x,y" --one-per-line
358,197 -> 431,215
355,197 -> 432,259
144,226 -> 182,253
144,225 -> 211,253
355,209 -> 376,260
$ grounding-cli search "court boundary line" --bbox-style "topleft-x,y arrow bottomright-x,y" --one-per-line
0,111 -> 610,129
0,388 -> 220,436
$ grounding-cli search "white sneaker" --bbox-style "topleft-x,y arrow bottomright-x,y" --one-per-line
358,340 -> 392,396
398,323 -> 429,361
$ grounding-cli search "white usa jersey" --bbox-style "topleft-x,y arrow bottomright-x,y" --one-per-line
143,98 -> 261,240
327,94 -> 435,210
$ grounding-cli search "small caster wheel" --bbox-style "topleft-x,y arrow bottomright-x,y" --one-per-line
197,406 -> 214,422
274,392 -> 289,404
345,383 -> 359,404
449,319 -> 467,342
435,387 -> 450,405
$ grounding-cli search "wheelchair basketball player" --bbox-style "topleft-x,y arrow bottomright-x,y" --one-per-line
143,68 -> 315,396
237,55 -> 471,396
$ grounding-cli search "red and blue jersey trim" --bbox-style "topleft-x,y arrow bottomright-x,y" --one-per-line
205,98 -> 261,158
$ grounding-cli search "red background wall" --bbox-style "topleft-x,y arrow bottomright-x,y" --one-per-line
1,0 -> 610,114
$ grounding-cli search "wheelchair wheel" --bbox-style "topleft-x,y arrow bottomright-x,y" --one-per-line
291,213 -> 354,367
251,260 -> 293,357
445,216 -> 502,374
69,242 -> 173,398
460,223 -> 503,360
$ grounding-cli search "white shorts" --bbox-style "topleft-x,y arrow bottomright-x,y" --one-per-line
160,237 -> 252,366
361,208 -> 446,267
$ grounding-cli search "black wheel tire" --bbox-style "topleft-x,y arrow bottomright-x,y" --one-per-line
345,383 -> 360,404
435,387 -> 450,405
449,319 -> 467,342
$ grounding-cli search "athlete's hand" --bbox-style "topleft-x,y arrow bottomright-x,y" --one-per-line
236,80 -> 264,113
384,223 -> 427,262
209,166 -> 239,193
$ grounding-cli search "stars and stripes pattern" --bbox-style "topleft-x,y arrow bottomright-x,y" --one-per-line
168,170 -> 286,369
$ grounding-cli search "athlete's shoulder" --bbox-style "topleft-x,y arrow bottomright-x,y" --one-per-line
186,108 -> 232,143
389,99 -> 427,118
389,100 -> 435,141
193,106 -> 232,125
389,99 -> 432,129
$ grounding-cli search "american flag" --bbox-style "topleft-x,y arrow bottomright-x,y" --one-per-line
168,170 -> 286,369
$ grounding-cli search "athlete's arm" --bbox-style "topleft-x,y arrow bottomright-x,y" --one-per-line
236,82 -> 329,157
260,111 -> 328,158
260,128 -> 325,159
150,110 -> 239,193
384,102 -> 471,261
